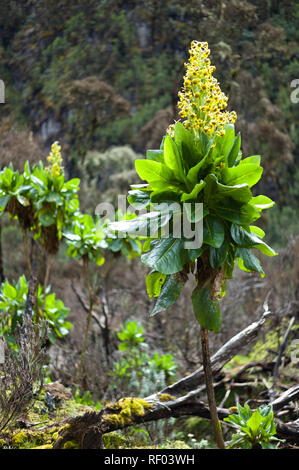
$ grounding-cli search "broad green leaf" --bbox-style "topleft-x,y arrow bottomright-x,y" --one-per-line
231,224 -> 277,257
236,248 -> 264,276
254,242 -> 278,257
150,190 -> 181,203
46,192 -> 63,205
184,202 -> 208,223
94,254 -> 105,266
213,198 -> 260,225
227,133 -> 241,167
146,271 -> 167,299
62,178 -> 80,190
1,168 -> 14,187
261,442 -> 278,449
204,174 -> 252,204
130,183 -> 151,191
240,155 -> 261,165
187,150 -> 211,186
127,237 -> 141,255
210,237 -> 229,269
223,247 -> 236,279
128,189 -> 150,209
203,215 -> 225,248
31,174 -> 47,189
146,149 -> 164,163
107,238 -> 123,252
238,403 -> 252,421
3,282 -> 16,299
215,124 -> 235,159
0,195 -> 10,209
187,244 -> 206,262
231,224 -> 260,247
249,225 -> 265,238
221,164 -> 263,188
141,237 -> 189,274
135,159 -> 176,188
150,273 -> 185,316
181,180 -> 205,202
246,410 -> 264,437
39,211 -> 55,227
192,286 -> 221,333
142,238 -> 151,252
109,210 -> 173,238
62,232 -> 81,242
249,195 -> 275,210
163,135 -> 186,183
68,198 -> 79,212
16,195 -> 30,207
174,122 -> 199,169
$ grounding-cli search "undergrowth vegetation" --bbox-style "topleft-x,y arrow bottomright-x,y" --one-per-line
0,0 -> 298,451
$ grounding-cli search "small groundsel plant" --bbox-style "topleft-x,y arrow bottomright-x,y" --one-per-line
110,40 -> 277,448
224,404 -> 284,449
0,275 -> 71,349
110,320 -> 177,396
74,389 -> 102,411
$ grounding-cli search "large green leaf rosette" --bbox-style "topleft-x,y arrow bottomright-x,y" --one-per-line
109,41 -> 277,334
110,121 -> 277,332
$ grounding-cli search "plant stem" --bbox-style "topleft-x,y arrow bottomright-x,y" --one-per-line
21,226 -> 31,277
44,252 -> 53,292
40,251 -> 53,320
76,256 -> 94,383
200,326 -> 226,449
0,220 -> 4,282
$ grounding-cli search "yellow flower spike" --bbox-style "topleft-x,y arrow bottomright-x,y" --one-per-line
169,41 -> 236,139
45,141 -> 64,178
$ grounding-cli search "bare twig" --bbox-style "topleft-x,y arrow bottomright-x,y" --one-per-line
270,316 -> 296,398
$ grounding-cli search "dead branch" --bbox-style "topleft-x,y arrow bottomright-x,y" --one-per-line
270,384 -> 299,411
270,316 -> 296,398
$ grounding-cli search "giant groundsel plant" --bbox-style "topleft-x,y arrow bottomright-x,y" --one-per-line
109,41 -> 277,448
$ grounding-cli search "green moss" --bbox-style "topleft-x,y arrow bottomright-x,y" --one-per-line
104,398 -> 153,427
158,393 -> 175,402
163,440 -> 191,449
120,397 -> 152,414
4,420 -> 68,449
105,413 -> 125,427
103,431 -> 129,449
62,441 -> 78,449
12,431 -> 29,447
0,438 -> 7,448
32,444 -> 53,449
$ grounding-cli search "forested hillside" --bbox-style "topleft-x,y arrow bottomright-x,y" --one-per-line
0,0 -> 298,451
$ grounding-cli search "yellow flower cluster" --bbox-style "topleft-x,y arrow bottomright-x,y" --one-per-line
168,41 -> 237,138
46,141 -> 64,178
